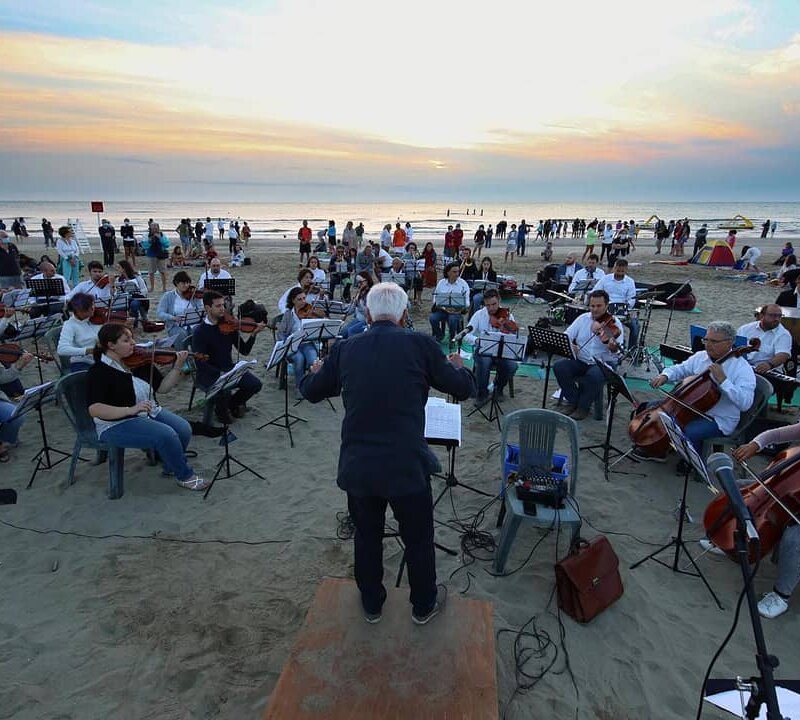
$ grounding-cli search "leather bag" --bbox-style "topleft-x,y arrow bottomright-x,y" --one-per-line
554,535 -> 623,623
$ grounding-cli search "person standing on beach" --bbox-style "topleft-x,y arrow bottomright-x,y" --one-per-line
41,219 -> 54,249
355,222 -> 365,248
485,224 -> 493,249
300,282 -> 475,624
217,218 -> 225,241
204,217 -> 215,249
98,219 -> 116,268
298,220 -> 312,266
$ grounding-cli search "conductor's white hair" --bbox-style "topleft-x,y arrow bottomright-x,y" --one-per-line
707,321 -> 736,340
366,282 -> 407,322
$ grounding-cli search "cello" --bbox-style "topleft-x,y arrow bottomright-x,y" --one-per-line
703,449 -> 800,563
628,341 -> 758,458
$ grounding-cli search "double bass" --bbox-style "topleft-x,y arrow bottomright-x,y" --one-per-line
628,342 -> 757,458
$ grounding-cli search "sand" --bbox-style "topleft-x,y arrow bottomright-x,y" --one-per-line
1,233 -> 798,720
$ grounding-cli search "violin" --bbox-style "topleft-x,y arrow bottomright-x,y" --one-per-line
141,320 -> 166,333
122,347 -> 208,369
96,274 -> 111,289
89,306 -> 129,325
703,447 -> 800,563
181,285 -> 204,301
489,308 -> 519,334
628,342 -> 758,459
218,313 -> 262,334
296,302 -> 325,320
591,311 -> 622,345
0,342 -> 52,364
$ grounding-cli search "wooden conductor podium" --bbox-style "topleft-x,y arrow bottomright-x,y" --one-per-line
264,578 -> 498,719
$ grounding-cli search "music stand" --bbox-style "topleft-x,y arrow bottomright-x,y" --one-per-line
295,319 -> 340,411
467,333 -> 526,430
581,359 -> 646,480
629,411 -> 723,609
471,280 -> 499,293
9,381 -> 70,488
205,278 -> 235,297
27,277 -> 65,320
433,291 -> 468,347
258,332 -> 306,447
178,308 -> 204,329
14,315 -> 61,384
526,325 -> 575,408
202,360 -> 265,499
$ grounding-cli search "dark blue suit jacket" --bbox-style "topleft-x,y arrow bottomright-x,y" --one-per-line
300,321 -> 476,497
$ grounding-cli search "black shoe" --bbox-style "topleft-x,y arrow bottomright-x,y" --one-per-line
231,404 -> 246,419
215,406 -> 234,425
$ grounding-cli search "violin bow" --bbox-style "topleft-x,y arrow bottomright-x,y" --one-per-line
736,457 -> 800,527
651,385 -> 715,423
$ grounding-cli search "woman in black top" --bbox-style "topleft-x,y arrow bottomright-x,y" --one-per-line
87,323 -> 208,491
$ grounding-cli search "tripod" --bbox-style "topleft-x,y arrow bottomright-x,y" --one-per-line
259,358 -> 306,447
580,360 -> 645,480
27,383 -> 71,488
203,418 -> 265,499
622,297 -> 663,373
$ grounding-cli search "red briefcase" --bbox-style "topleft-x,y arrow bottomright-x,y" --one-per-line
554,535 -> 623,623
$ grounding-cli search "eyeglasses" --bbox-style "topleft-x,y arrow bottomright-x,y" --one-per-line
701,337 -> 729,345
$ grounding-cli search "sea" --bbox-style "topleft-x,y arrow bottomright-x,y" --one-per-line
1,201 -> 798,247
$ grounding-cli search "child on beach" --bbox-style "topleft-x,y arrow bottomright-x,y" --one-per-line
169,246 -> 186,268
505,224 -> 518,264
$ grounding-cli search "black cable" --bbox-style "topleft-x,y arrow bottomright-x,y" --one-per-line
0,517 -> 290,546
567,496 -> 676,548
695,544 -> 762,720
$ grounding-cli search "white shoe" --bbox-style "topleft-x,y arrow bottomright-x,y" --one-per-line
758,591 -> 789,619
698,538 -> 726,556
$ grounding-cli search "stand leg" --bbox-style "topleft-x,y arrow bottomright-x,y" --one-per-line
541,353 -> 553,408
259,361 -> 306,446
27,403 -> 71,488
203,423 -> 266,499
581,393 -> 644,479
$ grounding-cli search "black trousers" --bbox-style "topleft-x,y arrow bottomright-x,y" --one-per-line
101,237 -> 115,267
347,485 -> 437,616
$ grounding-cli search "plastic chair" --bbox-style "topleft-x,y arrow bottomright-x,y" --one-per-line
55,371 -> 126,499
699,375 -> 773,458
494,408 -> 582,573
43,323 -> 69,376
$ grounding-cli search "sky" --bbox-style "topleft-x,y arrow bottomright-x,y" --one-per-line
1,0 -> 799,202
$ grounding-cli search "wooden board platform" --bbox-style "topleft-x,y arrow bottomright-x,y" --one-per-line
264,577 -> 498,720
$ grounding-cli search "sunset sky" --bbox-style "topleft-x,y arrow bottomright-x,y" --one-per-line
1,1 -> 799,201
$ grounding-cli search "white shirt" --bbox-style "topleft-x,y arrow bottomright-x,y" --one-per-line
57,316 -> 99,358
205,222 -> 215,239
736,321 -> 792,368
661,351 -> 756,435
565,312 -> 624,365
433,278 -> 469,309
568,267 -> 605,294
67,279 -> 112,302
277,284 -> 320,314
30,272 -> 70,300
197,268 -> 232,290
56,237 -> 80,260
218,220 -> 225,231
742,247 -> 761,266
376,248 -> 393,269
594,273 -> 637,308
405,225 -> 413,242
465,306 -> 517,345
603,227 -> 614,243
228,226 -> 238,239
117,275 -> 148,297
310,268 -> 326,284
380,228 -> 392,248
93,355 -> 162,437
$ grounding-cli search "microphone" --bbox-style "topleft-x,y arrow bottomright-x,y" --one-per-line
453,324 -> 473,342
706,452 -> 759,543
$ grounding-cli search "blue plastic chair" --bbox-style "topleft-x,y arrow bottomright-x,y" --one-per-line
55,371 -> 126,499
494,408 -> 582,573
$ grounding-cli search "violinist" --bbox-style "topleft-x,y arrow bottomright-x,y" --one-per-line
594,258 -> 639,348
86,323 -> 209,491
341,271 -> 374,338
329,245 -> 354,301
277,268 -> 319,314
553,289 -> 623,421
468,256 -> 498,315
0,354 -> 30,461
66,261 -> 112,303
634,321 -> 755,467
156,271 -> 204,350
192,291 -> 264,423
277,287 -> 320,393
465,289 -> 519,408
58,292 -> 101,372
737,304 -> 792,375
0,312 -> 33,400
116,260 -> 150,328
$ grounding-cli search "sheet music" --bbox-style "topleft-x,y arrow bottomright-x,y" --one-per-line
424,398 -> 462,445
9,381 -> 56,420
705,687 -> 800,718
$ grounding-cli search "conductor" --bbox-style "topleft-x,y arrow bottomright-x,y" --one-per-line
300,283 -> 476,625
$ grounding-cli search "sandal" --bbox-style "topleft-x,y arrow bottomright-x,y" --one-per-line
176,475 -> 210,491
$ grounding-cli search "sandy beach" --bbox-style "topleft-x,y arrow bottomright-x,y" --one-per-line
1,231 -> 799,720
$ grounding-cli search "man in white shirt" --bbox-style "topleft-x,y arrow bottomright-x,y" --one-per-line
737,304 -> 792,375
465,289 -> 519,406
741,245 -> 762,272
379,224 -> 392,250
429,262 -> 470,341
638,321 -> 756,462
204,217 -> 215,246
30,261 -> 70,317
67,260 -> 112,303
553,289 -> 624,421
568,253 -> 605,296
375,245 -> 393,274
594,258 -> 639,348
197,257 -> 232,290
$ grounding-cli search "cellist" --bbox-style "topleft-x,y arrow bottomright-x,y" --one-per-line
632,321 -> 756,471
693,427 -> 800,620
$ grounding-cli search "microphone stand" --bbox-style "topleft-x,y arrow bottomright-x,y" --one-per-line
663,280 -> 690,343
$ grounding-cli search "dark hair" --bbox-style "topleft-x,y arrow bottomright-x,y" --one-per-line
87,260 -> 103,272
483,288 -> 500,301
202,290 -> 224,308
297,268 -> 313,282
287,286 -> 306,307
173,270 -> 191,285
614,258 -> 629,268
118,259 -> 137,278
69,292 -> 95,314
57,226 -> 71,238
93,323 -> 130,362
589,289 -> 610,304
306,256 -> 320,268
786,255 -> 797,266
480,256 -> 494,270
444,262 -> 460,275
587,253 -> 599,262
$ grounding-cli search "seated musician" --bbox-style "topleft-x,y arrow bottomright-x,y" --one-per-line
594,258 -> 639,348
374,243 -> 393,276
341,272 -> 374,338
329,245 -> 353,301
389,256 -> 408,287
0,312 -> 33,399
277,287 -> 321,392
776,275 -> 800,308
0,356 -> 30,461
66,261 -> 112,304
87,323 -> 209,491
116,260 -> 150,327
737,304 -> 791,376
429,262 -> 470,342
555,253 -> 582,285
553,289 -> 623,421
459,247 -> 478,282
465,289 -> 519,408
157,271 -> 204,350
192,291 -> 265,423
28,260 -> 70,318
468,256 -> 497,315
306,254 -> 326,282
277,268 -> 319,314
568,253 -> 605,295
58,292 -> 101,372
402,242 -> 423,305
197,257 -> 232,290
635,321 -> 756,464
